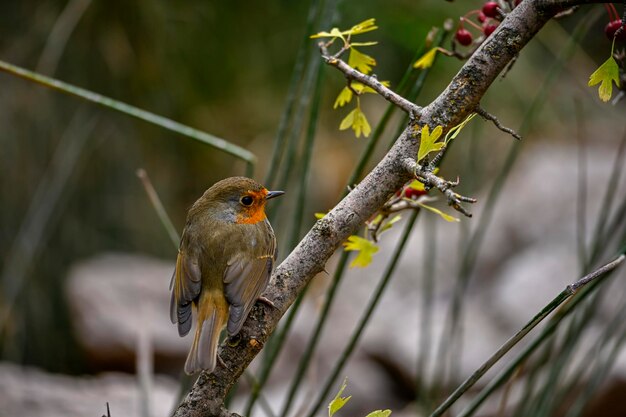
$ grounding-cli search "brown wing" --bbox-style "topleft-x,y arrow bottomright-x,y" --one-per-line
223,219 -> 276,335
169,230 -> 202,337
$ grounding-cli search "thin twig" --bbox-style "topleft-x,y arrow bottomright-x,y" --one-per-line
318,42 -> 422,116
476,106 -> 522,140
401,158 -> 477,217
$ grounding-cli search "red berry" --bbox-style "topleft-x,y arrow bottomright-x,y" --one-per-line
404,187 -> 427,199
483,23 -> 498,37
605,20 -> 626,41
515,0 -> 522,6
482,2 -> 500,18
455,28 -> 473,46
478,11 -> 487,23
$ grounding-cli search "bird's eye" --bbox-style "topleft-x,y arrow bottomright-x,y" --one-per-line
240,195 -> 254,206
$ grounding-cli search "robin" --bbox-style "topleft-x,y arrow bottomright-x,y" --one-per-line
170,176 -> 284,374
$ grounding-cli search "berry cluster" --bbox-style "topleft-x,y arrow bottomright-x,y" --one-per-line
454,1 -> 522,47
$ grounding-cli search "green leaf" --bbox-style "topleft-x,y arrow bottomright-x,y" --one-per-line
354,80 -> 390,95
588,55 -> 621,102
348,48 -> 376,74
340,106 -> 371,138
416,202 -> 459,223
417,124 -> 444,163
334,87 -> 353,108
343,235 -> 379,268
314,212 -> 326,219
345,18 -> 378,36
353,107 -> 371,138
328,378 -> 351,417
310,27 -> 345,41
445,113 -> 476,144
365,410 -> 392,417
379,215 -> 402,234
413,47 -> 438,69
339,108 -> 357,130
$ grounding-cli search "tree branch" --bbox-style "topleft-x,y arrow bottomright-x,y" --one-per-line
173,1 -> 609,415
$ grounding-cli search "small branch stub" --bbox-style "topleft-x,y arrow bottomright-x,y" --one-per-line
401,157 -> 477,217
476,106 -> 522,140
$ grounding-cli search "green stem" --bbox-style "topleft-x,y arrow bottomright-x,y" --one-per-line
450,253 -> 626,417
278,250 -> 349,415
136,169 -> 180,249
433,252 -> 625,417
302,211 -> 420,417
0,59 -> 256,166
264,0 -> 322,187
288,62 -> 324,249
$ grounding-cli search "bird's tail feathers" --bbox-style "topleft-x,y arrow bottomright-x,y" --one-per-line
184,292 -> 227,375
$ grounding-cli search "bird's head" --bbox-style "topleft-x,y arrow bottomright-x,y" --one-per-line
193,177 -> 284,224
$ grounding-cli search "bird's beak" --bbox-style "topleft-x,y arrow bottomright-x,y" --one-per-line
266,190 -> 285,200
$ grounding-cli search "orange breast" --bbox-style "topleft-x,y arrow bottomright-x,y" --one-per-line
236,206 -> 267,224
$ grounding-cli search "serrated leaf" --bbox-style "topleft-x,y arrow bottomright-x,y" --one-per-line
328,378 -> 351,417
417,125 -> 444,163
417,202 -> 459,223
379,215 -> 402,234
339,108 -> 357,130
334,87 -> 353,108
343,235 -> 379,268
352,107 -> 371,138
348,48 -> 376,74
414,47 -> 438,69
445,113 -> 476,144
365,410 -> 392,417
315,212 -> 326,219
345,18 -> 378,36
588,55 -> 621,102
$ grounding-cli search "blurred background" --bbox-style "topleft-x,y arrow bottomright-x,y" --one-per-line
1,1 -> 626,416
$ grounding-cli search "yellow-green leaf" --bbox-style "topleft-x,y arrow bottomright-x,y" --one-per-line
588,55 -> 621,102
310,27 -> 345,40
334,87 -> 353,108
343,235 -> 379,268
414,47 -> 438,69
407,179 -> 426,193
417,202 -> 459,223
345,18 -> 378,36
350,41 -> 378,47
348,48 -> 376,74
315,212 -> 327,219
339,108 -> 357,130
417,125 -> 444,163
379,215 -> 402,234
445,113 -> 476,144
328,378 -> 351,417
352,107 -> 371,137
349,82 -> 385,95
365,410 -> 392,417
